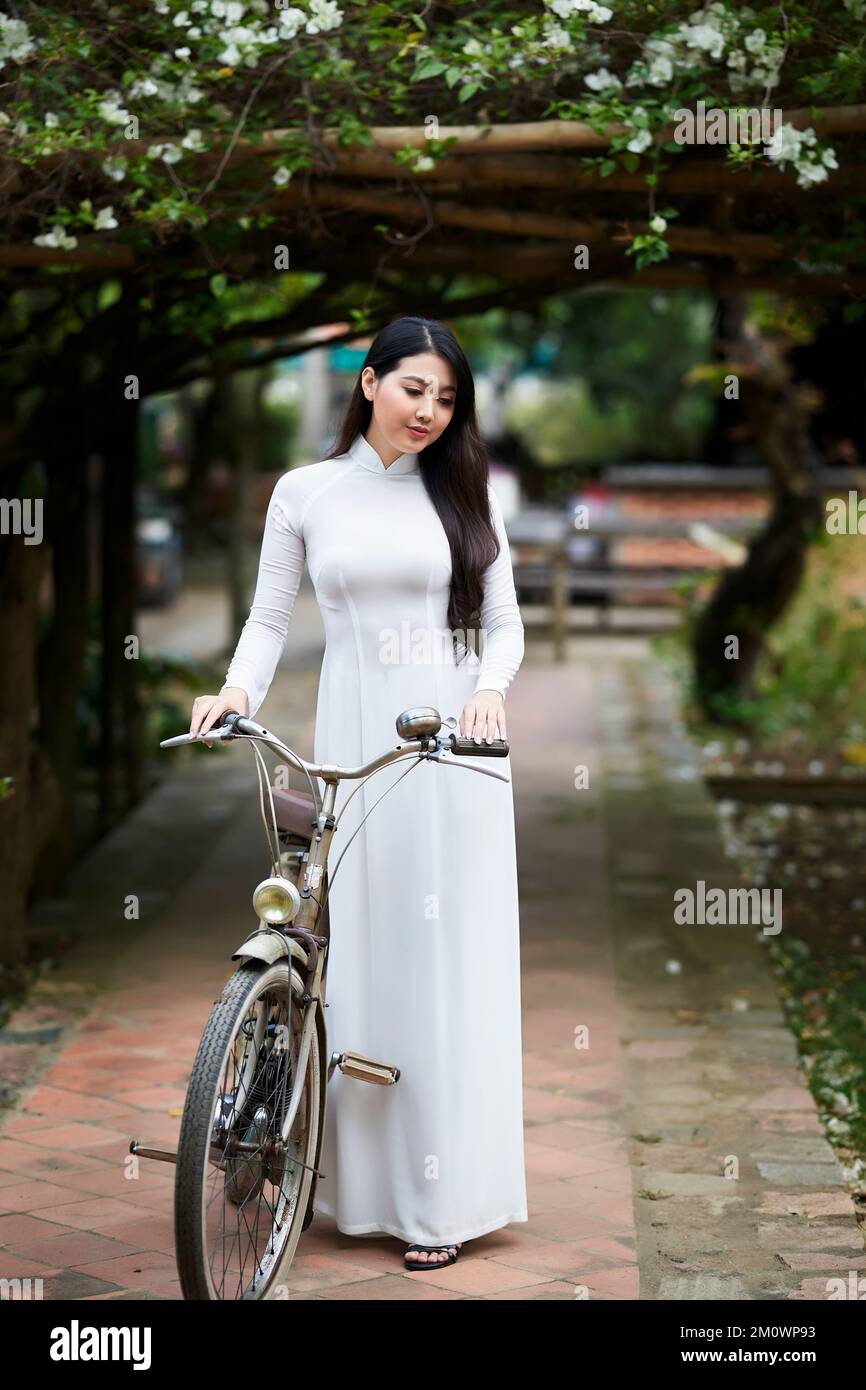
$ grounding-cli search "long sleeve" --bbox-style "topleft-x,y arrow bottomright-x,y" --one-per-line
472,483 -> 525,700
221,472 -> 306,719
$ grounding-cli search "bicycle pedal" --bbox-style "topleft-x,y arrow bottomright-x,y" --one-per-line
335,1050 -> 400,1085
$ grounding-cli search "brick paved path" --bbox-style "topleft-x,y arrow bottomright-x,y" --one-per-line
0,637 -> 860,1300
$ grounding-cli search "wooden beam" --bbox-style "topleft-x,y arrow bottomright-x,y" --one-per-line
304,149 -> 866,198
0,243 -> 136,269
271,181 -> 791,260
9,106 -> 865,177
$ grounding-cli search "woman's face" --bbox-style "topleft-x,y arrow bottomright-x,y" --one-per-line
362,351 -> 457,455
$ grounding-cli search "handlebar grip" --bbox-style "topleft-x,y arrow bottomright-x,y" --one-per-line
448,734 -> 509,757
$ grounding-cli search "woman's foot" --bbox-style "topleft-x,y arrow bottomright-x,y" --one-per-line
404,1241 -> 463,1270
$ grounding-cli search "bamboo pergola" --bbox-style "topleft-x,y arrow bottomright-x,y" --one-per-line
2,107 -> 865,296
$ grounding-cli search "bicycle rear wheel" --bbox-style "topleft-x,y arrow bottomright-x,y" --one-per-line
174,959 -> 322,1300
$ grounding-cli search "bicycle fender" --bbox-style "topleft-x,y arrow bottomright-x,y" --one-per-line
231,931 -> 310,969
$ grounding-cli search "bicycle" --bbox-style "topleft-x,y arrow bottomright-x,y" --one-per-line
129,704 -> 510,1300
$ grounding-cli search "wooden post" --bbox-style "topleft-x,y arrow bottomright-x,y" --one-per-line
551,543 -> 567,663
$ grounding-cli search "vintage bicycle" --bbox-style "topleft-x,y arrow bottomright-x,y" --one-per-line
129,704 -> 510,1300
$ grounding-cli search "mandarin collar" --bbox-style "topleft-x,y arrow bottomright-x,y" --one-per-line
349,432 -> 421,475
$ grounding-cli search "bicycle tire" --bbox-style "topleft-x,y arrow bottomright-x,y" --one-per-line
174,959 -> 322,1300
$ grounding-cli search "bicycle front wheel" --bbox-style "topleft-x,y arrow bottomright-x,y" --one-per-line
174,959 -> 322,1300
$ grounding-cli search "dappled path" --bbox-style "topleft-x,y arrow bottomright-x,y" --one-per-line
0,638 -> 860,1299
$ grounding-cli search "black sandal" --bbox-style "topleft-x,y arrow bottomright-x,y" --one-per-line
404,1242 -> 461,1270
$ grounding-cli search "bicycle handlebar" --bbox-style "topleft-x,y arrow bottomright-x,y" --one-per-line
161,710 -> 510,781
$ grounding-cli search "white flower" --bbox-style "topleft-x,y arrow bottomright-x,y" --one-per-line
44,112 -> 60,128
647,55 -> 673,85
650,214 -> 667,233
128,76 -> 160,98
547,0 -> 612,18
174,46 -> 192,60
172,9 -> 191,26
795,161 -> 829,188
94,206 -> 118,230
276,7 -> 305,39
101,155 -> 128,181
0,15 -> 36,68
272,165 -> 293,186
541,21 -> 574,49
181,128 -> 207,151
98,92 -> 131,125
212,0 -> 246,19
584,66 -> 621,91
764,121 -> 808,164
217,26 -> 258,65
626,127 -> 653,154
683,23 -> 726,59
411,154 -> 435,172
146,142 -> 183,164
744,27 -> 766,53
306,0 -> 343,34
33,224 -> 78,250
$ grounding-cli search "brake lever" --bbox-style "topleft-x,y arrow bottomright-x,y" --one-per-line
433,756 -> 511,784
159,723 -> 236,748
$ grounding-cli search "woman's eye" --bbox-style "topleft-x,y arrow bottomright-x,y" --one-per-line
405,389 -> 453,405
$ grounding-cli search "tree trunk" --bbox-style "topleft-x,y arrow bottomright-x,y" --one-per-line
179,377 -> 221,550
227,369 -> 267,645
693,316 -> 823,720
0,528 -> 58,965
35,405 -> 92,887
704,294 -> 750,469
97,385 -> 143,833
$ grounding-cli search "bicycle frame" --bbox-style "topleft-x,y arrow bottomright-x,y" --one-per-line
159,709 -> 511,1150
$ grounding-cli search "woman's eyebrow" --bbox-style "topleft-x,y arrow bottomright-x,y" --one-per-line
400,375 -> 457,394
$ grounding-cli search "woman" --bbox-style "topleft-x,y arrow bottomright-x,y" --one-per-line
190,315 -> 528,1271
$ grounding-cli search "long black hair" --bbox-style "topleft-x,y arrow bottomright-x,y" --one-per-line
324,315 -> 499,659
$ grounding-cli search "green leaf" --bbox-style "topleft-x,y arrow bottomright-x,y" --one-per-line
209,273 -> 228,298
97,278 -> 122,312
414,58 -> 447,80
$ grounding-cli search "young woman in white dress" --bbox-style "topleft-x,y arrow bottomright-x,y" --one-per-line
190,316 -> 528,1272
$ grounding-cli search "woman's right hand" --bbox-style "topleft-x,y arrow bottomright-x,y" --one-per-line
189,687 -> 250,745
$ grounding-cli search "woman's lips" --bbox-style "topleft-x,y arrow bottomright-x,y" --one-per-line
408,426 -> 429,436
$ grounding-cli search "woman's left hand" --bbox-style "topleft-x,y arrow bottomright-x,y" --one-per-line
460,689 -> 506,743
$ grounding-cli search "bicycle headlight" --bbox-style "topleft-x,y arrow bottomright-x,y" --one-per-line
252,876 -> 301,925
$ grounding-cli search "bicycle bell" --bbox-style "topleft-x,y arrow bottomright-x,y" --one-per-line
396,706 -> 442,739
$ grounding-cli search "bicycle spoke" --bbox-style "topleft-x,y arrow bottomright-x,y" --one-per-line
200,979 -> 310,1298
